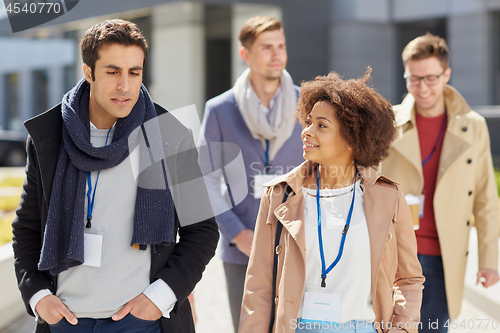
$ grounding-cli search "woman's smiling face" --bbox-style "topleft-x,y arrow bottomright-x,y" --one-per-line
301,101 -> 354,168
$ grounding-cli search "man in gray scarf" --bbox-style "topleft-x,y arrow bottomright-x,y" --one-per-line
198,16 -> 303,333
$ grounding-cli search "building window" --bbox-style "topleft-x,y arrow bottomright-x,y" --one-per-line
396,19 -> 447,103
64,65 -> 76,94
130,16 -> 152,89
4,73 -> 21,131
492,12 -> 500,105
33,69 -> 49,115
205,5 -> 232,102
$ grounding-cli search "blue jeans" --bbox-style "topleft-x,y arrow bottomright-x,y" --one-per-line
295,320 -> 377,333
418,254 -> 450,333
49,313 -> 161,333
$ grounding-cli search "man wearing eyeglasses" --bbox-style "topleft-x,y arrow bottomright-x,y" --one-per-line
381,33 -> 499,332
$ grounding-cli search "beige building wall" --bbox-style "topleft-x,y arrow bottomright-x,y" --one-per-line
150,2 -> 205,139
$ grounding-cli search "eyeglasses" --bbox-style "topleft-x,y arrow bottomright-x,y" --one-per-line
404,70 -> 446,86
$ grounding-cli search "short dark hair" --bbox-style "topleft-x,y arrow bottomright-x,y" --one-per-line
402,32 -> 449,69
81,19 -> 148,80
239,16 -> 283,49
295,68 -> 396,167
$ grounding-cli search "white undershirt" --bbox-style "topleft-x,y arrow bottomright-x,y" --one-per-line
299,180 -> 375,323
258,86 -> 281,117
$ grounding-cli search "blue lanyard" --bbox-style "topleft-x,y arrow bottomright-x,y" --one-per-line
421,110 -> 447,167
86,128 -> 112,228
316,168 -> 358,288
265,139 -> 270,167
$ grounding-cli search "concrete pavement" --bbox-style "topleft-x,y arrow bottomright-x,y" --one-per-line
461,227 -> 500,322
192,253 -> 233,333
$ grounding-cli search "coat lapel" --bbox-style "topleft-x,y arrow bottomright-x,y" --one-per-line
274,191 -> 306,263
231,94 -> 268,164
436,127 -> 470,185
24,104 -> 63,208
392,97 -> 422,178
268,162 -> 311,264
436,88 -> 472,185
391,127 -> 422,173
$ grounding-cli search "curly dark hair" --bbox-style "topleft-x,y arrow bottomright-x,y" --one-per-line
295,68 -> 396,167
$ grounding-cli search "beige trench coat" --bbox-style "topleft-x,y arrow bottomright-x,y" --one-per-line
240,162 -> 424,333
380,85 -> 499,319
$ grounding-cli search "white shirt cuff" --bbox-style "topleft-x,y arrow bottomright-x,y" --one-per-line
29,289 -> 53,320
143,279 -> 177,318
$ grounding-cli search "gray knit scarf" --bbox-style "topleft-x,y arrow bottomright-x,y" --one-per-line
233,68 -> 297,162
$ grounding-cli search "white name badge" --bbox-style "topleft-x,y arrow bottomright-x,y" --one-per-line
302,291 -> 341,323
419,194 -> 425,218
253,174 -> 279,199
83,233 -> 103,267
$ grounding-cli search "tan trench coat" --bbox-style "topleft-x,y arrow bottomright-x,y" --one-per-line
380,85 -> 499,319
240,162 -> 424,333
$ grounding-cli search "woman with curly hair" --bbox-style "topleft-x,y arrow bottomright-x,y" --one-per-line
239,69 -> 424,333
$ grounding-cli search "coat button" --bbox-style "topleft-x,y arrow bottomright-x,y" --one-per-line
467,220 -> 470,226
467,159 -> 472,164
387,232 -> 392,241
275,245 -> 282,255
469,191 -> 473,196
274,296 -> 279,304
462,127 -> 468,132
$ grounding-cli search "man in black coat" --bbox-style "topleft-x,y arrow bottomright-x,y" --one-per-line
12,19 -> 218,333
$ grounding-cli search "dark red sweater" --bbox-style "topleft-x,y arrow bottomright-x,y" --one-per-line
415,111 -> 447,256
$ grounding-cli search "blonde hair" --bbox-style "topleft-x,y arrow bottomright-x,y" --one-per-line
402,32 -> 449,69
239,16 -> 283,49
